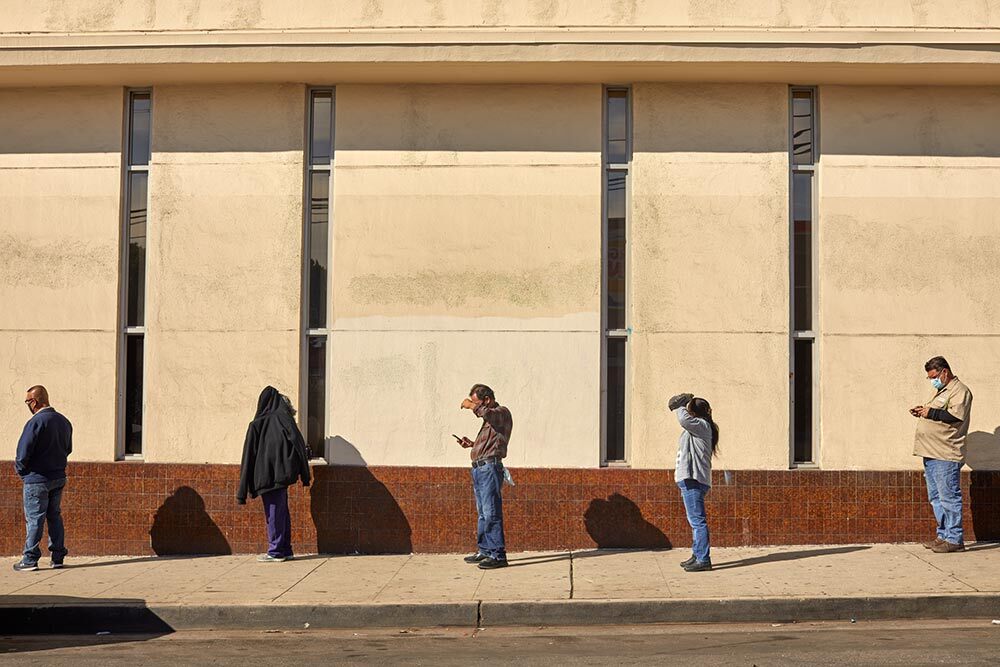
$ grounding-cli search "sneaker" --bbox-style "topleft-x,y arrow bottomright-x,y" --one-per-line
478,557 -> 509,570
923,537 -> 945,549
51,561 -> 64,569
930,541 -> 965,553
679,556 -> 697,568
256,554 -> 289,562
463,552 -> 488,564
683,559 -> 713,572
13,560 -> 38,572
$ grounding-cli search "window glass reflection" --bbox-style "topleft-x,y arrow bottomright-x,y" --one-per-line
311,92 -> 333,165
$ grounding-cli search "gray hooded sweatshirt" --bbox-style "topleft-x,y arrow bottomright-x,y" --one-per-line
674,407 -> 713,487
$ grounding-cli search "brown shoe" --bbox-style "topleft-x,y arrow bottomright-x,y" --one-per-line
931,541 -> 965,553
923,537 -> 945,549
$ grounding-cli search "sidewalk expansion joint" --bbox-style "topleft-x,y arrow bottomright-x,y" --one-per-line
569,551 -> 574,600
271,558 -> 329,603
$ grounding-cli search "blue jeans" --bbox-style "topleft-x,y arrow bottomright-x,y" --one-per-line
924,457 -> 963,544
471,462 -> 506,561
261,487 -> 292,558
23,478 -> 68,564
678,479 -> 710,562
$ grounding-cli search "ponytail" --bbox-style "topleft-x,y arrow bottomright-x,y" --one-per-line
689,397 -> 720,457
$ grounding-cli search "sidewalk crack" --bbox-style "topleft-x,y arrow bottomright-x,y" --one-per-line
371,554 -> 413,602
569,551 -> 574,600
903,545 -> 980,592
271,557 -> 329,603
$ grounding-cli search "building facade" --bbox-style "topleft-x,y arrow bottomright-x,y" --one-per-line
2,1 -> 1000,556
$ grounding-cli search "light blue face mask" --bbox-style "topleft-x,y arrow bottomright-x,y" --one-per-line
930,377 -> 945,390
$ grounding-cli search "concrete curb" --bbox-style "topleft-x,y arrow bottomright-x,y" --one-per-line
2,595 -> 1000,633
480,594 -> 1000,626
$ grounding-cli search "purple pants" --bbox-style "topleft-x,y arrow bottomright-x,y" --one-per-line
261,487 -> 292,558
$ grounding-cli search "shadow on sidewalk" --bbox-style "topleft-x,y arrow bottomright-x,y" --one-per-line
506,548 -> 671,568
711,545 -> 871,570
0,594 -> 172,647
583,493 -> 672,549
310,437 -> 413,554
149,486 -> 232,556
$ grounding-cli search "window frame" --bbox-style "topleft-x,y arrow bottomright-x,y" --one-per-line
788,86 -> 820,468
116,88 -> 153,461
601,85 -> 632,466
300,86 -> 335,462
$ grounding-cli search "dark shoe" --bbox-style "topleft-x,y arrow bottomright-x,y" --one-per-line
13,560 -> 38,572
680,556 -> 697,568
931,541 -> 965,553
923,537 -> 945,549
478,557 -> 509,570
51,560 -> 64,569
683,559 -> 713,572
464,552 -> 488,564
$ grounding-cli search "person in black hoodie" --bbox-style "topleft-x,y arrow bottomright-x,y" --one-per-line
238,386 -> 311,562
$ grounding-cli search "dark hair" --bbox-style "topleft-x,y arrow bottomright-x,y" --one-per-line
469,384 -> 495,402
924,356 -> 951,373
688,397 -> 720,456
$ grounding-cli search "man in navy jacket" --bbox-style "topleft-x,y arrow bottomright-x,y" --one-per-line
14,385 -> 72,571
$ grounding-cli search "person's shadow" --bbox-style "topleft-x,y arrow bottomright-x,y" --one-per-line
309,436 -> 412,554
149,486 -> 231,556
965,427 -> 1000,541
584,493 -> 671,549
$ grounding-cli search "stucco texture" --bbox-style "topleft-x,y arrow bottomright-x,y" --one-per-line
819,86 -> 1000,470
628,83 -> 789,470
142,84 -> 304,464
328,84 -> 602,467
5,1 -> 1000,32
0,88 -> 122,461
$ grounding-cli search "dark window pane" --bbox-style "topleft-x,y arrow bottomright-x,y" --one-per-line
310,91 -> 333,165
308,336 -> 327,458
606,338 -> 627,461
124,335 -> 144,455
309,171 -> 330,328
792,172 -> 812,331
606,171 -> 626,331
793,339 -> 813,463
607,90 -> 628,163
792,91 -> 813,165
126,172 -> 148,327
130,93 -> 151,166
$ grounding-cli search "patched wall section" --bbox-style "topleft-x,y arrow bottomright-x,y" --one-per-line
0,87 -> 122,461
328,84 -> 602,467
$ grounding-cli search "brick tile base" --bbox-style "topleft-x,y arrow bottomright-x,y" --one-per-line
2,464 -> 999,556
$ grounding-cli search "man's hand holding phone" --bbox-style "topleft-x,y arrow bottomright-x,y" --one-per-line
453,434 -> 474,448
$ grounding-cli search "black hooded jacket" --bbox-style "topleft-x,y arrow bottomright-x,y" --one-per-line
237,386 -> 311,504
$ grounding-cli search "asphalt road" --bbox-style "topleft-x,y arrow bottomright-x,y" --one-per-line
2,621 -> 999,665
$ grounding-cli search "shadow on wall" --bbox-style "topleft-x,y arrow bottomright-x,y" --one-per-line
149,486 -> 232,556
966,427 -> 1000,540
584,493 -> 671,549
310,436 -> 412,554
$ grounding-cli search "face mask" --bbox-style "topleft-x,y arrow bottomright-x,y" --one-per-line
930,377 -> 945,390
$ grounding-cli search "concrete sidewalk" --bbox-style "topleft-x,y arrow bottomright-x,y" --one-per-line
2,543 -> 1000,632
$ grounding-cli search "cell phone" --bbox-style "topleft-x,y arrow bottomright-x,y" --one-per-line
452,434 -> 462,441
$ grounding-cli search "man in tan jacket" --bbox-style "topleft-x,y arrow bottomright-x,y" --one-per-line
911,356 -> 973,553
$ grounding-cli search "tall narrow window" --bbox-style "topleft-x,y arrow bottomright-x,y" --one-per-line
790,88 -> 817,465
303,89 -> 334,459
120,90 -> 151,458
603,88 -> 630,464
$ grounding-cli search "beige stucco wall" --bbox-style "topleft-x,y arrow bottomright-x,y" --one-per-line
819,86 -> 1000,470
328,84 -> 602,467
0,88 -> 122,461
629,83 -> 790,470
4,1 -> 1000,32
142,84 -> 304,463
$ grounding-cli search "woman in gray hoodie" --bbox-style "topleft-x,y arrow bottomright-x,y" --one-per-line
668,393 -> 720,572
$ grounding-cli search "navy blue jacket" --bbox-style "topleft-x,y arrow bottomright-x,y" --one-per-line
15,408 -> 73,483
